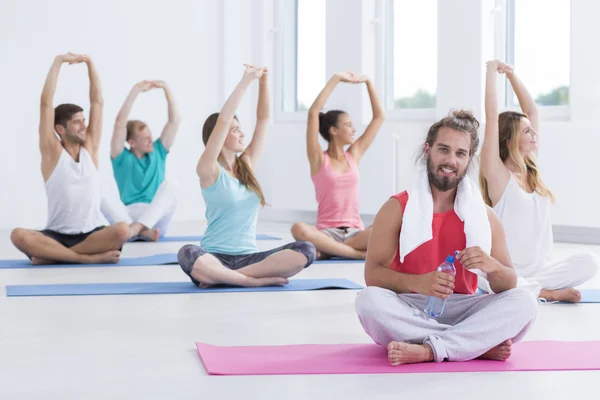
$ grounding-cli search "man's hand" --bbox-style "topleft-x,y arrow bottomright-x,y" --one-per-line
412,271 -> 455,299
150,80 -> 167,89
456,246 -> 501,274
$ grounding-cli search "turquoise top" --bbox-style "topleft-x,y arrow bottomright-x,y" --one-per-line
112,139 -> 168,205
200,165 -> 260,255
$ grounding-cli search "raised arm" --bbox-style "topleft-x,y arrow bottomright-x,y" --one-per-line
82,55 -> 104,157
196,65 -> 263,186
364,198 -> 455,299
503,64 -> 540,141
306,72 -> 359,175
457,207 -> 517,293
480,60 -> 510,205
348,76 -> 385,163
111,81 -> 154,159
39,55 -> 67,154
39,54 -> 86,181
241,67 -> 270,167
153,80 -> 181,151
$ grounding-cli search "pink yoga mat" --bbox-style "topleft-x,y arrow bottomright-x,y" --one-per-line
195,341 -> 600,375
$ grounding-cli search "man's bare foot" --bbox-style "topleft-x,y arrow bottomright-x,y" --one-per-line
387,341 -> 434,366
139,227 -> 160,242
478,339 -> 512,361
30,257 -> 57,265
129,222 -> 143,239
84,250 -> 121,264
539,288 -> 581,303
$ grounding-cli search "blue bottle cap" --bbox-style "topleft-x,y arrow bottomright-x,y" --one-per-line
446,255 -> 455,263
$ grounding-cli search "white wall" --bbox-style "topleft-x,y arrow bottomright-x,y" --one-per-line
1,0 -> 599,232
0,0 -> 221,230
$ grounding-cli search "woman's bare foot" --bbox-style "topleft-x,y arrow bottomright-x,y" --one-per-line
196,276 -> 288,288
539,288 -> 582,303
352,249 -> 367,260
30,257 -> 57,265
139,227 -> 160,242
248,276 -> 289,287
387,341 -> 434,366
478,339 -> 512,361
85,250 -> 121,264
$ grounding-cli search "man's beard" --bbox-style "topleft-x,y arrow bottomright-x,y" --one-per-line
65,131 -> 85,145
427,156 -> 467,192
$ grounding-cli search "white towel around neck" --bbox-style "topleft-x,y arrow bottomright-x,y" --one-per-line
399,168 -> 492,277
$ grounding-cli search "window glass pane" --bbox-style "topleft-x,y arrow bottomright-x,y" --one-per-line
392,0 -> 437,109
295,0 -> 326,111
512,0 -> 570,106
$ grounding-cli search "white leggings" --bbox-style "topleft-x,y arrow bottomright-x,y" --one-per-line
355,287 -> 537,362
101,180 -> 178,236
479,252 -> 599,296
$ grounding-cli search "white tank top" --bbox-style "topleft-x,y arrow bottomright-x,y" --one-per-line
45,147 -> 105,234
492,173 -> 553,269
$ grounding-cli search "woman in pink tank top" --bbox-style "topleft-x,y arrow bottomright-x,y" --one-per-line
291,71 -> 385,260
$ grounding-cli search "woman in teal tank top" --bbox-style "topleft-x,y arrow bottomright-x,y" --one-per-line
178,65 -> 315,288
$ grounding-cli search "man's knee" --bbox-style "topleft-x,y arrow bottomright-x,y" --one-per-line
355,286 -> 392,320
110,222 -> 130,245
502,287 -> 538,322
10,228 -> 30,249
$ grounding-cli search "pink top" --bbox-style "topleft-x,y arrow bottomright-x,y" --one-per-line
311,151 -> 364,230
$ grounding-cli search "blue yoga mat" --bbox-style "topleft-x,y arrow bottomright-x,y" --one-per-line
0,253 -> 177,269
477,288 -> 600,303
575,290 -> 600,303
5,278 -> 364,297
128,234 -> 282,243
313,258 -> 364,264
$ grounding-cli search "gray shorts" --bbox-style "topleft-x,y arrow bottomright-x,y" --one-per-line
320,227 -> 362,243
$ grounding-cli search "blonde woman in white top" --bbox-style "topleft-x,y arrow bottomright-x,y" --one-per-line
479,60 -> 598,303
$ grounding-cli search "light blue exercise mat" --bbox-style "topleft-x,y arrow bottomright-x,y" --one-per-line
128,234 -> 282,243
573,289 -> 600,303
313,258 -> 365,264
0,253 -> 178,269
5,278 -> 364,297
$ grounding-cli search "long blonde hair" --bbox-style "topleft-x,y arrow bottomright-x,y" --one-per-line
202,113 -> 266,207
479,111 -> 554,205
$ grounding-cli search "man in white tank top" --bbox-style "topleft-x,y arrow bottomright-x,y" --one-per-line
9,53 -> 130,265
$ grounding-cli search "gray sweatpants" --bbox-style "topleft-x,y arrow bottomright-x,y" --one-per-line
355,286 -> 538,362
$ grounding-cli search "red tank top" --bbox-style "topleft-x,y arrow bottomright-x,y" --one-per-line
390,191 -> 477,295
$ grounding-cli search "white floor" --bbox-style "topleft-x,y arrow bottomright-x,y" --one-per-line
1,221 -> 599,400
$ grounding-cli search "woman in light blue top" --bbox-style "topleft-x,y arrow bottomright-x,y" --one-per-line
178,65 -> 316,288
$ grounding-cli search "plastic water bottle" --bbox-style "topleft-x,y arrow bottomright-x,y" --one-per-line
424,254 -> 457,318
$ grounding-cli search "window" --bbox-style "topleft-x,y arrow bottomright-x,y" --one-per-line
281,0 -> 326,112
385,0 -> 437,110
506,0 -> 570,106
